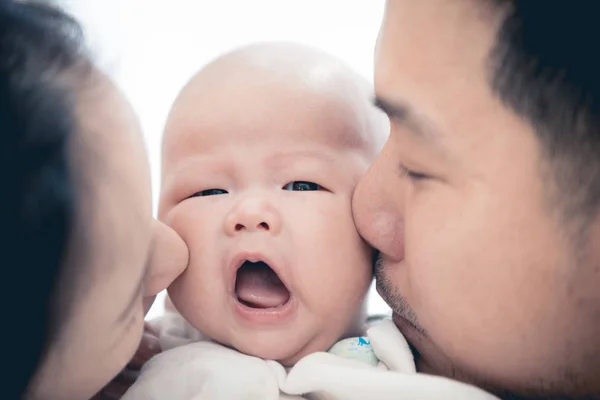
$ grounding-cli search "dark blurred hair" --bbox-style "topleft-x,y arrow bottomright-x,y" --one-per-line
488,1 -> 600,236
0,1 -> 91,397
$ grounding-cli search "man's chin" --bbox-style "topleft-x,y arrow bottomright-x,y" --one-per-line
391,312 -> 448,377
391,315 -> 502,396
392,313 -> 426,365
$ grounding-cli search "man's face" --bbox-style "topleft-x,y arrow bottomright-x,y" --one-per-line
353,0 -> 600,396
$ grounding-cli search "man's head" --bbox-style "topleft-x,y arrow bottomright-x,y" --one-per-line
159,43 -> 388,366
353,1 -> 600,398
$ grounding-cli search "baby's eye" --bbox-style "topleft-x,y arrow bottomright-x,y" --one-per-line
283,181 -> 322,191
192,189 -> 228,197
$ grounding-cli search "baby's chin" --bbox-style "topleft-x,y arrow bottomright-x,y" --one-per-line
213,312 -> 369,366
224,331 -> 338,367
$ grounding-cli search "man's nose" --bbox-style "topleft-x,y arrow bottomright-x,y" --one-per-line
224,196 -> 282,236
352,144 -> 405,261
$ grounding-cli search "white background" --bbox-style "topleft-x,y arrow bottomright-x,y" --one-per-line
67,0 -> 391,319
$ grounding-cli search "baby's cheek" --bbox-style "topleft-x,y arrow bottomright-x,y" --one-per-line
167,205 -> 211,251
305,202 -> 372,297
163,205 -> 222,311
166,259 -> 220,337
321,197 -> 367,250
333,203 -> 372,257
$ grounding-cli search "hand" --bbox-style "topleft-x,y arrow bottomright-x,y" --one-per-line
91,322 -> 161,399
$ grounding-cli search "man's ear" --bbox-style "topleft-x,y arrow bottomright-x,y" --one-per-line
143,219 -> 189,297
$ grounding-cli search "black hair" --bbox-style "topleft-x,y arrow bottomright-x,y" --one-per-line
488,1 -> 600,234
0,1 -> 90,397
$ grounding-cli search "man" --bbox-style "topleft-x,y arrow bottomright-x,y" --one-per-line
353,1 -> 600,399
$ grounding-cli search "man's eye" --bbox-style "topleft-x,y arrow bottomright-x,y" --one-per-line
192,189 -> 228,197
283,181 -> 322,191
399,164 -> 429,181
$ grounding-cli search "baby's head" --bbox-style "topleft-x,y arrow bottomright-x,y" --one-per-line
159,42 -> 388,365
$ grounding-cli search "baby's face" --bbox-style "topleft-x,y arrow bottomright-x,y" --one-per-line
159,77 -> 376,365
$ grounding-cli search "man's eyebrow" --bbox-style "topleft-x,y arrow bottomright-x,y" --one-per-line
373,96 -> 443,142
374,96 -> 409,121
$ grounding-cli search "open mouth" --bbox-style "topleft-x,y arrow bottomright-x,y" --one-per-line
234,260 -> 290,309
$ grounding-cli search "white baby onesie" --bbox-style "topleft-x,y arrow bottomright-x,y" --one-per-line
122,313 -> 500,400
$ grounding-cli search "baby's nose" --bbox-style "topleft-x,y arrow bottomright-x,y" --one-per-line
224,197 -> 281,236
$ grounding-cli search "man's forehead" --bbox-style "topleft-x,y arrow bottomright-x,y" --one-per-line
377,0 -> 501,74
375,1 -> 503,136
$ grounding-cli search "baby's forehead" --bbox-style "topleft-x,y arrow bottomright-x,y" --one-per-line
164,76 -> 376,159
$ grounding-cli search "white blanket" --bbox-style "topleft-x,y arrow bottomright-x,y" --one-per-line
122,314 -> 499,400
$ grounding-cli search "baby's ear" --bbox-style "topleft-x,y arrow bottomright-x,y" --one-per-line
143,219 -> 189,297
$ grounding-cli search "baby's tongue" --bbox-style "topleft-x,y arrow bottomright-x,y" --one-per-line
235,261 -> 290,308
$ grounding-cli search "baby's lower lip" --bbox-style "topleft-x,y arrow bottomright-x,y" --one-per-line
232,295 -> 295,324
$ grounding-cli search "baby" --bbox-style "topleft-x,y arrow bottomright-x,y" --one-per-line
123,43 -> 499,400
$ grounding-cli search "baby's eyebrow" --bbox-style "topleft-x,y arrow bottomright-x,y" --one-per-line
167,156 -> 235,176
163,158 -> 236,188
266,150 -> 336,169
